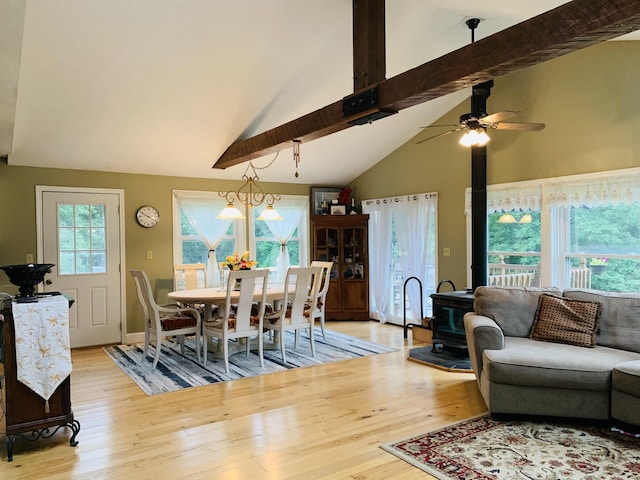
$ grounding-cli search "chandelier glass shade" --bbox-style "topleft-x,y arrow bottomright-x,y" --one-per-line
217,162 -> 282,220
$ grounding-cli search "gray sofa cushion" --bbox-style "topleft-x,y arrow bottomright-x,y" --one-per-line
564,289 -> 640,353
483,337 -> 640,391
473,286 -> 561,337
613,360 -> 640,397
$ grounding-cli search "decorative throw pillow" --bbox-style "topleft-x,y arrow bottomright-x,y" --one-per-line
530,294 -> 602,347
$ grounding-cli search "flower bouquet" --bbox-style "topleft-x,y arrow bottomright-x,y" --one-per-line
222,252 -> 257,289
224,251 -> 257,271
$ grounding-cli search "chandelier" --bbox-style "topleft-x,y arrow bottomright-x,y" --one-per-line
217,161 -> 282,220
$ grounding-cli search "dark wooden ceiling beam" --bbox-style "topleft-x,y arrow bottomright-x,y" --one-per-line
353,0 -> 386,91
213,0 -> 640,170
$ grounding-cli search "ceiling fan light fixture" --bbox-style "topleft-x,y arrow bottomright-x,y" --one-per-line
459,128 -> 490,147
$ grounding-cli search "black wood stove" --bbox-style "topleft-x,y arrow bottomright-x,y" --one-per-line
430,290 -> 475,352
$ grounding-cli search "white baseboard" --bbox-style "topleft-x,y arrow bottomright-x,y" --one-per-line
125,332 -> 145,344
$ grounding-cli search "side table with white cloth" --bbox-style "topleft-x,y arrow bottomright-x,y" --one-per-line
1,294 -> 80,462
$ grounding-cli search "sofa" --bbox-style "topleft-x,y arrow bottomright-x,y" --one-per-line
464,286 -> 640,427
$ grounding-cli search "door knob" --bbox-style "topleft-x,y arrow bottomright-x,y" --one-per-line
45,279 -> 53,285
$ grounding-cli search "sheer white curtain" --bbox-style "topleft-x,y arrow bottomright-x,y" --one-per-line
256,197 -> 308,283
175,193 -> 232,287
394,194 -> 438,322
362,199 -> 392,322
363,193 -> 438,324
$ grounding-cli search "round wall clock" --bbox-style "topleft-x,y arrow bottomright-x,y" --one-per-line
136,205 -> 160,228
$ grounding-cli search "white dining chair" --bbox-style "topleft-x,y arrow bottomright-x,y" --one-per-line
202,269 -> 269,373
130,269 -> 202,369
310,260 -> 333,339
264,266 -> 322,364
173,263 -> 207,290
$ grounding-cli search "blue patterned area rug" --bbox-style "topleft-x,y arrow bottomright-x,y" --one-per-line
382,415 -> 640,479
103,328 -> 396,395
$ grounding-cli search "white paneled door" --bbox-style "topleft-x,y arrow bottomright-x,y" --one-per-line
38,187 -> 124,348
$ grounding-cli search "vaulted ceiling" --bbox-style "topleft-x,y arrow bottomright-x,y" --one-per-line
2,1 -> 638,186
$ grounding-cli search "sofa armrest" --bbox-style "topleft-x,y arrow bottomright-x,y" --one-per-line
464,312 -> 505,387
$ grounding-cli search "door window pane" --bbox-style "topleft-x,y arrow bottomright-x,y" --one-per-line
58,203 -> 107,275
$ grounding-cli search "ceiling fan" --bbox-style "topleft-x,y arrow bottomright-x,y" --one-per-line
416,108 -> 545,145
416,18 -> 545,147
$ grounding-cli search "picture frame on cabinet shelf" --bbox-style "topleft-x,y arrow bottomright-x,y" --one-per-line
330,204 -> 347,215
311,187 -> 342,215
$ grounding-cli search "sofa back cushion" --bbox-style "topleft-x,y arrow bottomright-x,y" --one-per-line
563,289 -> 640,353
473,286 -> 561,337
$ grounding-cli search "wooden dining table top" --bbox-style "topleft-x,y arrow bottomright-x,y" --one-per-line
167,286 -> 290,306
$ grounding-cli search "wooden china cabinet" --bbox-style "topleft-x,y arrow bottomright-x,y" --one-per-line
312,214 -> 369,320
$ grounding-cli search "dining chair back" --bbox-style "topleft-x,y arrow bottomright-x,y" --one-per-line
310,260 -> 333,339
130,269 -> 201,368
264,266 -> 322,364
174,263 -> 207,290
202,268 -> 269,373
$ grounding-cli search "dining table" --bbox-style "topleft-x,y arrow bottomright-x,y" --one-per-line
167,285 -> 290,320
167,285 -> 293,358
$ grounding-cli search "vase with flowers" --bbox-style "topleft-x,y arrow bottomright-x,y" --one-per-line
222,251 -> 257,289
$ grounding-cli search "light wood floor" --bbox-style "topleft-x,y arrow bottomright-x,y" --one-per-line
1,322 -> 487,479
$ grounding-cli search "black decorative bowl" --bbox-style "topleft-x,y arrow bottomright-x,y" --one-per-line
0,263 -> 55,302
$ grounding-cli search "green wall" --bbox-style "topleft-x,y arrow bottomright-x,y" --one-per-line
3,41 -> 640,336
351,41 -> 640,290
0,163 -> 309,333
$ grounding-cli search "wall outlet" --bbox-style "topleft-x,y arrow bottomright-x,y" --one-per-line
146,250 -> 153,260
26,253 -> 34,263
443,247 -> 451,257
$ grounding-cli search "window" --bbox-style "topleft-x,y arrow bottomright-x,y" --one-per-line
250,195 -> 309,282
173,191 -> 244,287
173,191 -> 309,286
565,203 -> 640,291
179,210 -> 236,265
466,167 -> 640,292
58,203 -> 107,275
487,210 -> 541,286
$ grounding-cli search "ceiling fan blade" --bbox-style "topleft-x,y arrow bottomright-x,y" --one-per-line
479,110 -> 519,125
492,122 -> 545,131
416,127 -> 464,144
419,124 -> 461,129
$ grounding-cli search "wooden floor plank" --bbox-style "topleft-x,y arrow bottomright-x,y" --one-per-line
1,321 -> 486,478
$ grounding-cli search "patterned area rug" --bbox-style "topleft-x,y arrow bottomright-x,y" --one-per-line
382,415 -> 640,479
104,328 -> 396,395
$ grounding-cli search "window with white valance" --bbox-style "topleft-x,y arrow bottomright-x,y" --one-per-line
465,167 -> 640,291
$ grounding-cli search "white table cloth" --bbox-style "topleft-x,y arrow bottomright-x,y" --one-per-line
12,295 -> 71,411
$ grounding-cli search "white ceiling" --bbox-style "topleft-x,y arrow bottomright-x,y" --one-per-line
3,1 -> 638,185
